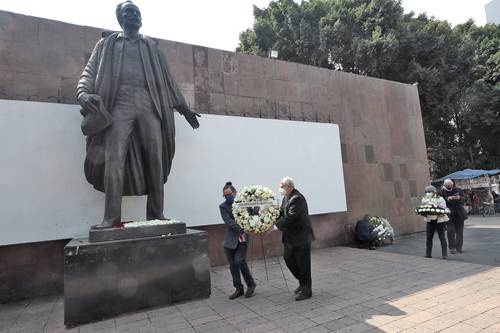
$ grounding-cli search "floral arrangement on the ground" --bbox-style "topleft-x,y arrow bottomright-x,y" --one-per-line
232,185 -> 280,234
368,216 -> 394,242
116,219 -> 180,228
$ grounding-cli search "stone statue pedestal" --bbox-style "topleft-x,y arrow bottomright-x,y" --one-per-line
63,228 -> 211,327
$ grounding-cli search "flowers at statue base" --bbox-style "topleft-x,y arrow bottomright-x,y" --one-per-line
115,219 -> 181,228
368,215 -> 395,242
233,185 -> 280,234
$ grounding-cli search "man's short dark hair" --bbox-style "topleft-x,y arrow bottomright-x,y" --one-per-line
223,181 -> 236,194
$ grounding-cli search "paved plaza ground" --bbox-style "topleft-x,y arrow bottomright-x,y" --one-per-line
2,216 -> 500,332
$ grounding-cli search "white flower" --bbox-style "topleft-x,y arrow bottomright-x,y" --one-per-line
124,219 -> 179,228
233,185 -> 279,234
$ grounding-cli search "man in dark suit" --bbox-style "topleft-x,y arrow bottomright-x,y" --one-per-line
219,182 -> 256,299
276,177 -> 314,301
441,179 -> 467,254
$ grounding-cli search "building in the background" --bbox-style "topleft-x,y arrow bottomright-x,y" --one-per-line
486,0 -> 500,24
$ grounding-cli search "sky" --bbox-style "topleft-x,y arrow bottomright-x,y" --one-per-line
0,0 -> 491,51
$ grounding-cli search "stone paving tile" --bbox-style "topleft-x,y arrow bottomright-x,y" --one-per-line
240,321 -> 277,333
261,329 -> 287,333
270,314 -> 306,327
364,313 -> 412,328
2,247 -> 500,332
483,323 -> 500,333
277,320 -> 318,333
334,322 -> 373,333
399,326 -> 434,333
401,311 -> 436,324
197,325 -> 236,333
299,306 -> 332,319
485,306 -> 500,318
378,318 -> 417,332
115,318 -> 151,332
297,326 -> 330,333
192,319 -> 233,332
462,313 -> 500,329
187,314 -> 223,327
233,315 -> 270,330
419,316 -> 457,332
115,311 -> 149,326
438,322 -> 482,333
79,318 -> 116,332
310,311 -> 345,324
149,320 -> 192,332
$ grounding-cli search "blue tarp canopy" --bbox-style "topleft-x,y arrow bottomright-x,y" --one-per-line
434,169 -> 500,182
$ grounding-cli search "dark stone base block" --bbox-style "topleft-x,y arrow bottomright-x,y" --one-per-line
64,229 -> 211,327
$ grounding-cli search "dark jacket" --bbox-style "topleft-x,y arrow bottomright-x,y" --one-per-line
441,187 -> 467,220
219,201 -> 250,250
276,189 -> 314,247
355,217 -> 375,242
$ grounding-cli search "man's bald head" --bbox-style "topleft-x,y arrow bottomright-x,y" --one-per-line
443,179 -> 454,190
279,176 -> 295,196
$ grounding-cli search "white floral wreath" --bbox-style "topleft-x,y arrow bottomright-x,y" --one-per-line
232,185 -> 280,234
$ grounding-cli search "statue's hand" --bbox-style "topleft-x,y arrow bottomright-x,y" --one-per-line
183,110 -> 201,129
78,93 -> 100,113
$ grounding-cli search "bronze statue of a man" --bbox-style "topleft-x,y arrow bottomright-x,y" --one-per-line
77,1 -> 200,228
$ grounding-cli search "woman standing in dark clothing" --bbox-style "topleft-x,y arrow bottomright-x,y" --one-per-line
421,186 -> 449,259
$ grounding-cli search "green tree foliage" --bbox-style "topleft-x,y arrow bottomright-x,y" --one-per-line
238,0 -> 500,178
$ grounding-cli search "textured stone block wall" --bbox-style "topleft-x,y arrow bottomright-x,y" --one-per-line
0,240 -> 66,303
0,10 -> 430,301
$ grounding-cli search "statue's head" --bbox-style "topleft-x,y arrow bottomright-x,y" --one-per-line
116,1 -> 142,31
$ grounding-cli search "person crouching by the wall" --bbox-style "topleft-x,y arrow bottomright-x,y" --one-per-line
422,185 -> 449,259
219,182 -> 256,299
355,215 -> 378,250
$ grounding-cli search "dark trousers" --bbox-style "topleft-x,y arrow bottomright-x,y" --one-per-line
284,243 -> 312,291
426,220 -> 447,257
357,239 -> 376,249
447,217 -> 464,251
357,230 -> 378,249
224,242 -> 255,290
104,86 -> 164,224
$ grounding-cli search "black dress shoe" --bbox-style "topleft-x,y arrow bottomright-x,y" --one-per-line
295,290 -> 312,301
229,289 -> 244,300
245,284 -> 256,298
425,255 -> 432,258
294,286 -> 303,294
457,249 -> 463,253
